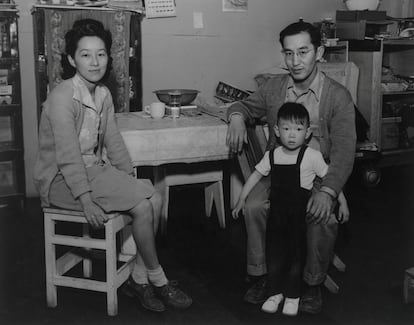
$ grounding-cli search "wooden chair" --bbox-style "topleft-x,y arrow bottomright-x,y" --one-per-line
237,124 -> 345,294
43,208 -> 135,316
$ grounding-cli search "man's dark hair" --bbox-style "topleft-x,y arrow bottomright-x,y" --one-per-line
277,102 -> 310,127
279,20 -> 321,49
61,19 -> 113,80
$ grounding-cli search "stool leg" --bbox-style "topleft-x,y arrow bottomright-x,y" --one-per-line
105,220 -> 118,316
82,223 -> 92,278
44,214 -> 57,308
205,181 -> 226,228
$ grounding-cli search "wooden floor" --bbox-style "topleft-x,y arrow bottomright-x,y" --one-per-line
0,164 -> 413,324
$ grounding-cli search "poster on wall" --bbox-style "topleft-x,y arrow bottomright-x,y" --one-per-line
222,0 -> 247,12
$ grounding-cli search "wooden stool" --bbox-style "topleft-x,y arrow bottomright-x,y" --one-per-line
43,208 -> 135,316
404,267 -> 414,303
153,162 -> 226,233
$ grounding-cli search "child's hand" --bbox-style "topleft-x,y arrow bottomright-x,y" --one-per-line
337,201 -> 350,224
232,200 -> 245,220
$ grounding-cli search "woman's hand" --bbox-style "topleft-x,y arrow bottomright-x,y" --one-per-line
226,114 -> 247,154
232,199 -> 245,220
79,192 -> 108,228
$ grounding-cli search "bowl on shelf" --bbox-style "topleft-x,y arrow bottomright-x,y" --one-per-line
344,0 -> 380,11
153,89 -> 200,106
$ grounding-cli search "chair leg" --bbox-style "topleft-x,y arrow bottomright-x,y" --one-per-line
82,223 -> 92,278
404,267 -> 414,304
44,214 -> 57,308
105,220 -> 118,316
324,274 -> 339,294
332,254 -> 346,272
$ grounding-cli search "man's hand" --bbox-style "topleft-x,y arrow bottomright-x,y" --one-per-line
306,191 -> 333,224
226,114 -> 247,154
79,192 -> 108,228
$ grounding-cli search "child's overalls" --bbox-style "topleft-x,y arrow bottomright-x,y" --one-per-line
266,145 -> 310,299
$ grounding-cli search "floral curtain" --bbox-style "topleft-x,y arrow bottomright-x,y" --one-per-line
44,9 -> 131,113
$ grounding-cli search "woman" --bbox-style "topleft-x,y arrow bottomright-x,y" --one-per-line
34,19 -> 192,312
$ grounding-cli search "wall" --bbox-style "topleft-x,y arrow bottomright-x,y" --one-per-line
140,0 -> 411,105
15,0 -> 409,196
141,0 -> 340,104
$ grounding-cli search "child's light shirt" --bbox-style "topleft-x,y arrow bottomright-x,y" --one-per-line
255,146 -> 328,190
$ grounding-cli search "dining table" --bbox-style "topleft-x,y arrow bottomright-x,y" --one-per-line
116,109 -> 230,167
115,109 -> 242,241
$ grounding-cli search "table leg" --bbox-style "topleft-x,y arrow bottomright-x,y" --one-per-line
230,169 -> 243,209
153,166 -> 169,234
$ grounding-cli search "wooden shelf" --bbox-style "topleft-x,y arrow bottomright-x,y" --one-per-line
0,144 -> 23,152
382,90 -> 414,96
0,9 -> 24,207
382,147 -> 414,155
378,147 -> 414,168
384,39 -> 414,46
349,37 -> 414,172
325,45 -> 347,51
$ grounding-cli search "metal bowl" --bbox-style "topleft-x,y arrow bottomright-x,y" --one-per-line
153,89 -> 200,106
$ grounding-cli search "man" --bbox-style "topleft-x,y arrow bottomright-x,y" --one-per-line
226,20 -> 356,314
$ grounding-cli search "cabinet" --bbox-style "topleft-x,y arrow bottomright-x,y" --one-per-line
349,39 -> 414,169
0,8 -> 25,208
32,4 -> 143,119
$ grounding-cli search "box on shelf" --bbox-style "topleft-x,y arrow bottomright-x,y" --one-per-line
215,81 -> 250,103
336,20 -> 390,40
381,117 -> 401,150
336,10 -> 387,22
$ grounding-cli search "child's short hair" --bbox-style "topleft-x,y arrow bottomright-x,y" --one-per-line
277,102 -> 310,126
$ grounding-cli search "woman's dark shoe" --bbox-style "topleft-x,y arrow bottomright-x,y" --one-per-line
244,277 -> 267,304
154,281 -> 193,309
122,277 -> 165,312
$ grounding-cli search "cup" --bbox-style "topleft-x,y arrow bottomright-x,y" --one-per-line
144,102 -> 165,119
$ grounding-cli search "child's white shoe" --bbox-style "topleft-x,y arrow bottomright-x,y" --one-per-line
282,297 -> 299,316
261,294 -> 283,313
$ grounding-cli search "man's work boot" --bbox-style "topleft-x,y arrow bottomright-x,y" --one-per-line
298,285 -> 322,314
244,277 -> 267,304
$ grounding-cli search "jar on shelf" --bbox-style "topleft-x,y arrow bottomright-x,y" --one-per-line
320,18 -> 336,46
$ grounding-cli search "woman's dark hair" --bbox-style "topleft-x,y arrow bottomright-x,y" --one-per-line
277,102 -> 310,127
279,20 -> 321,49
61,19 -> 113,80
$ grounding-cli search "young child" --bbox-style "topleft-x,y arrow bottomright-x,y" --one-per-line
232,102 -> 349,316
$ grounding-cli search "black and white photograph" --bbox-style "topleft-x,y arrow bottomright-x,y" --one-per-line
1,0 -> 414,324
222,0 -> 248,12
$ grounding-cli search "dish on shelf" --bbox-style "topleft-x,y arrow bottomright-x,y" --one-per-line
381,82 -> 408,93
344,0 -> 380,11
